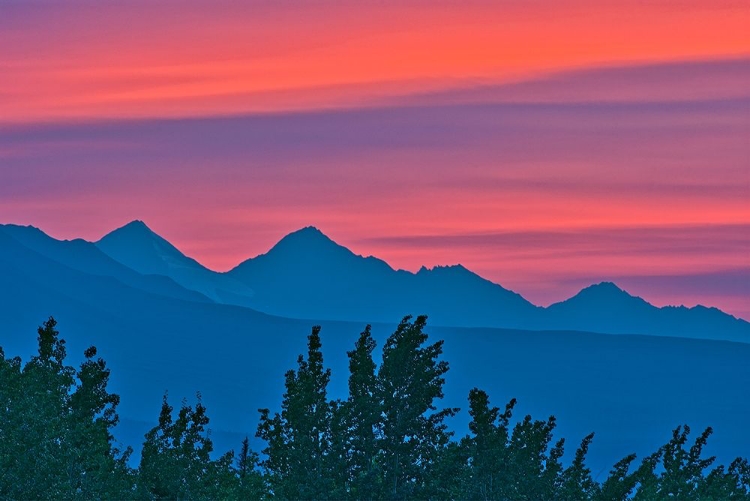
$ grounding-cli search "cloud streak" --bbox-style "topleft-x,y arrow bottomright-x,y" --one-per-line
1,1 -> 748,122
0,54 -> 747,318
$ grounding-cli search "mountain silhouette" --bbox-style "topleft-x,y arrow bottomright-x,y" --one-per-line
542,281 -> 749,340
228,226 -> 540,327
96,220 -> 204,276
96,221 -> 256,305
0,221 -> 749,472
0,224 -> 209,304
5,221 -> 749,342
226,226 -> 747,342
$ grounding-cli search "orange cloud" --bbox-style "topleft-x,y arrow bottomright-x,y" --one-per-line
2,1 -> 748,122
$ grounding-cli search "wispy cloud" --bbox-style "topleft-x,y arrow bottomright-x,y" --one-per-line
0,57 -> 747,318
1,1 -> 748,122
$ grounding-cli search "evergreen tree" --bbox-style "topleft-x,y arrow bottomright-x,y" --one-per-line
505,414 -> 565,500
257,325 -> 334,499
0,317 -> 133,499
377,315 -> 458,500
595,454 -> 638,501
346,325 -> 382,498
138,393 -> 235,500
67,345 -> 134,498
558,433 -> 598,500
463,389 -> 517,499
230,437 -> 266,499
629,425 -> 750,500
0,343 -> 25,498
5,315 -> 749,500
328,398 -> 354,499
696,457 -> 750,500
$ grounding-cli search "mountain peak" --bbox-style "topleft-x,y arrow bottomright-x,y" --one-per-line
284,226 -> 332,241
115,219 -> 157,237
550,281 -> 651,311
570,281 -> 636,301
584,281 -> 625,293
417,264 -> 472,275
96,220 -> 206,275
269,226 -> 341,254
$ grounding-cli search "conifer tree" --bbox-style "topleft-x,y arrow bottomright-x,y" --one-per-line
257,325 -> 334,499
595,454 -> 638,501
138,393 -> 236,500
458,389 -> 518,499
327,398 -> 353,498
346,325 -> 382,497
559,433 -> 598,500
0,318 -> 133,499
377,315 -> 458,500
228,437 -> 266,499
630,425 -> 750,500
505,414 -> 565,500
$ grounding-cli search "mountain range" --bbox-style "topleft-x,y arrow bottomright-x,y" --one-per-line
89,220 -> 750,343
0,220 -> 747,342
0,220 -> 748,473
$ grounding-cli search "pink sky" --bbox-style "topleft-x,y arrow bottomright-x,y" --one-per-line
1,1 -> 748,319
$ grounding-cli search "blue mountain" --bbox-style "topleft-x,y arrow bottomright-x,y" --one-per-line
95,221 -> 256,306
0,221 -> 748,474
0,224 -> 209,304
89,222 -> 750,343
227,226 -> 538,327
542,282 -> 749,341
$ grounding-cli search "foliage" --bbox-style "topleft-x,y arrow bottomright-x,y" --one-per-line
2,316 -> 748,500
0,317 -> 133,499
256,325 -> 335,499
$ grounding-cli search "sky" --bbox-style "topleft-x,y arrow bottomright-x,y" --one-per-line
1,0 -> 749,319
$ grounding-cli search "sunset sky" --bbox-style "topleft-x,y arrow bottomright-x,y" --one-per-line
1,0 -> 748,319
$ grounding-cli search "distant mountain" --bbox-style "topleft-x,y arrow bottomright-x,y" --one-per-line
227,226 -> 540,327
542,282 -> 750,341
0,224 -> 209,304
1,221 -> 749,473
96,221 -> 256,305
4,221 -> 749,342
225,226 -> 748,342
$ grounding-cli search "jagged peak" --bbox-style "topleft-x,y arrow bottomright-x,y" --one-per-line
1,223 -> 39,230
417,263 -> 472,275
286,225 -> 329,240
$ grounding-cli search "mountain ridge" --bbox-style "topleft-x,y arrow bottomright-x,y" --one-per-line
1,220 -> 749,472
4,220 -> 747,342
94,221 -> 257,305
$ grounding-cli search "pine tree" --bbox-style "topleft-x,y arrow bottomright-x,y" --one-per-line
138,393 -> 235,500
0,343 -> 24,498
696,457 -> 750,500
67,345 -> 134,497
627,425 -> 750,500
595,454 -> 638,501
231,437 -> 266,499
659,425 -> 715,499
558,433 -> 598,500
505,413 -> 564,500
257,325 -> 334,499
377,315 -> 458,500
0,318 -> 133,499
458,389 -> 518,499
346,325 -> 382,498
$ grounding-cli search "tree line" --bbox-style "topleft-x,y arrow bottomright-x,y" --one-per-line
1,316 -> 748,500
